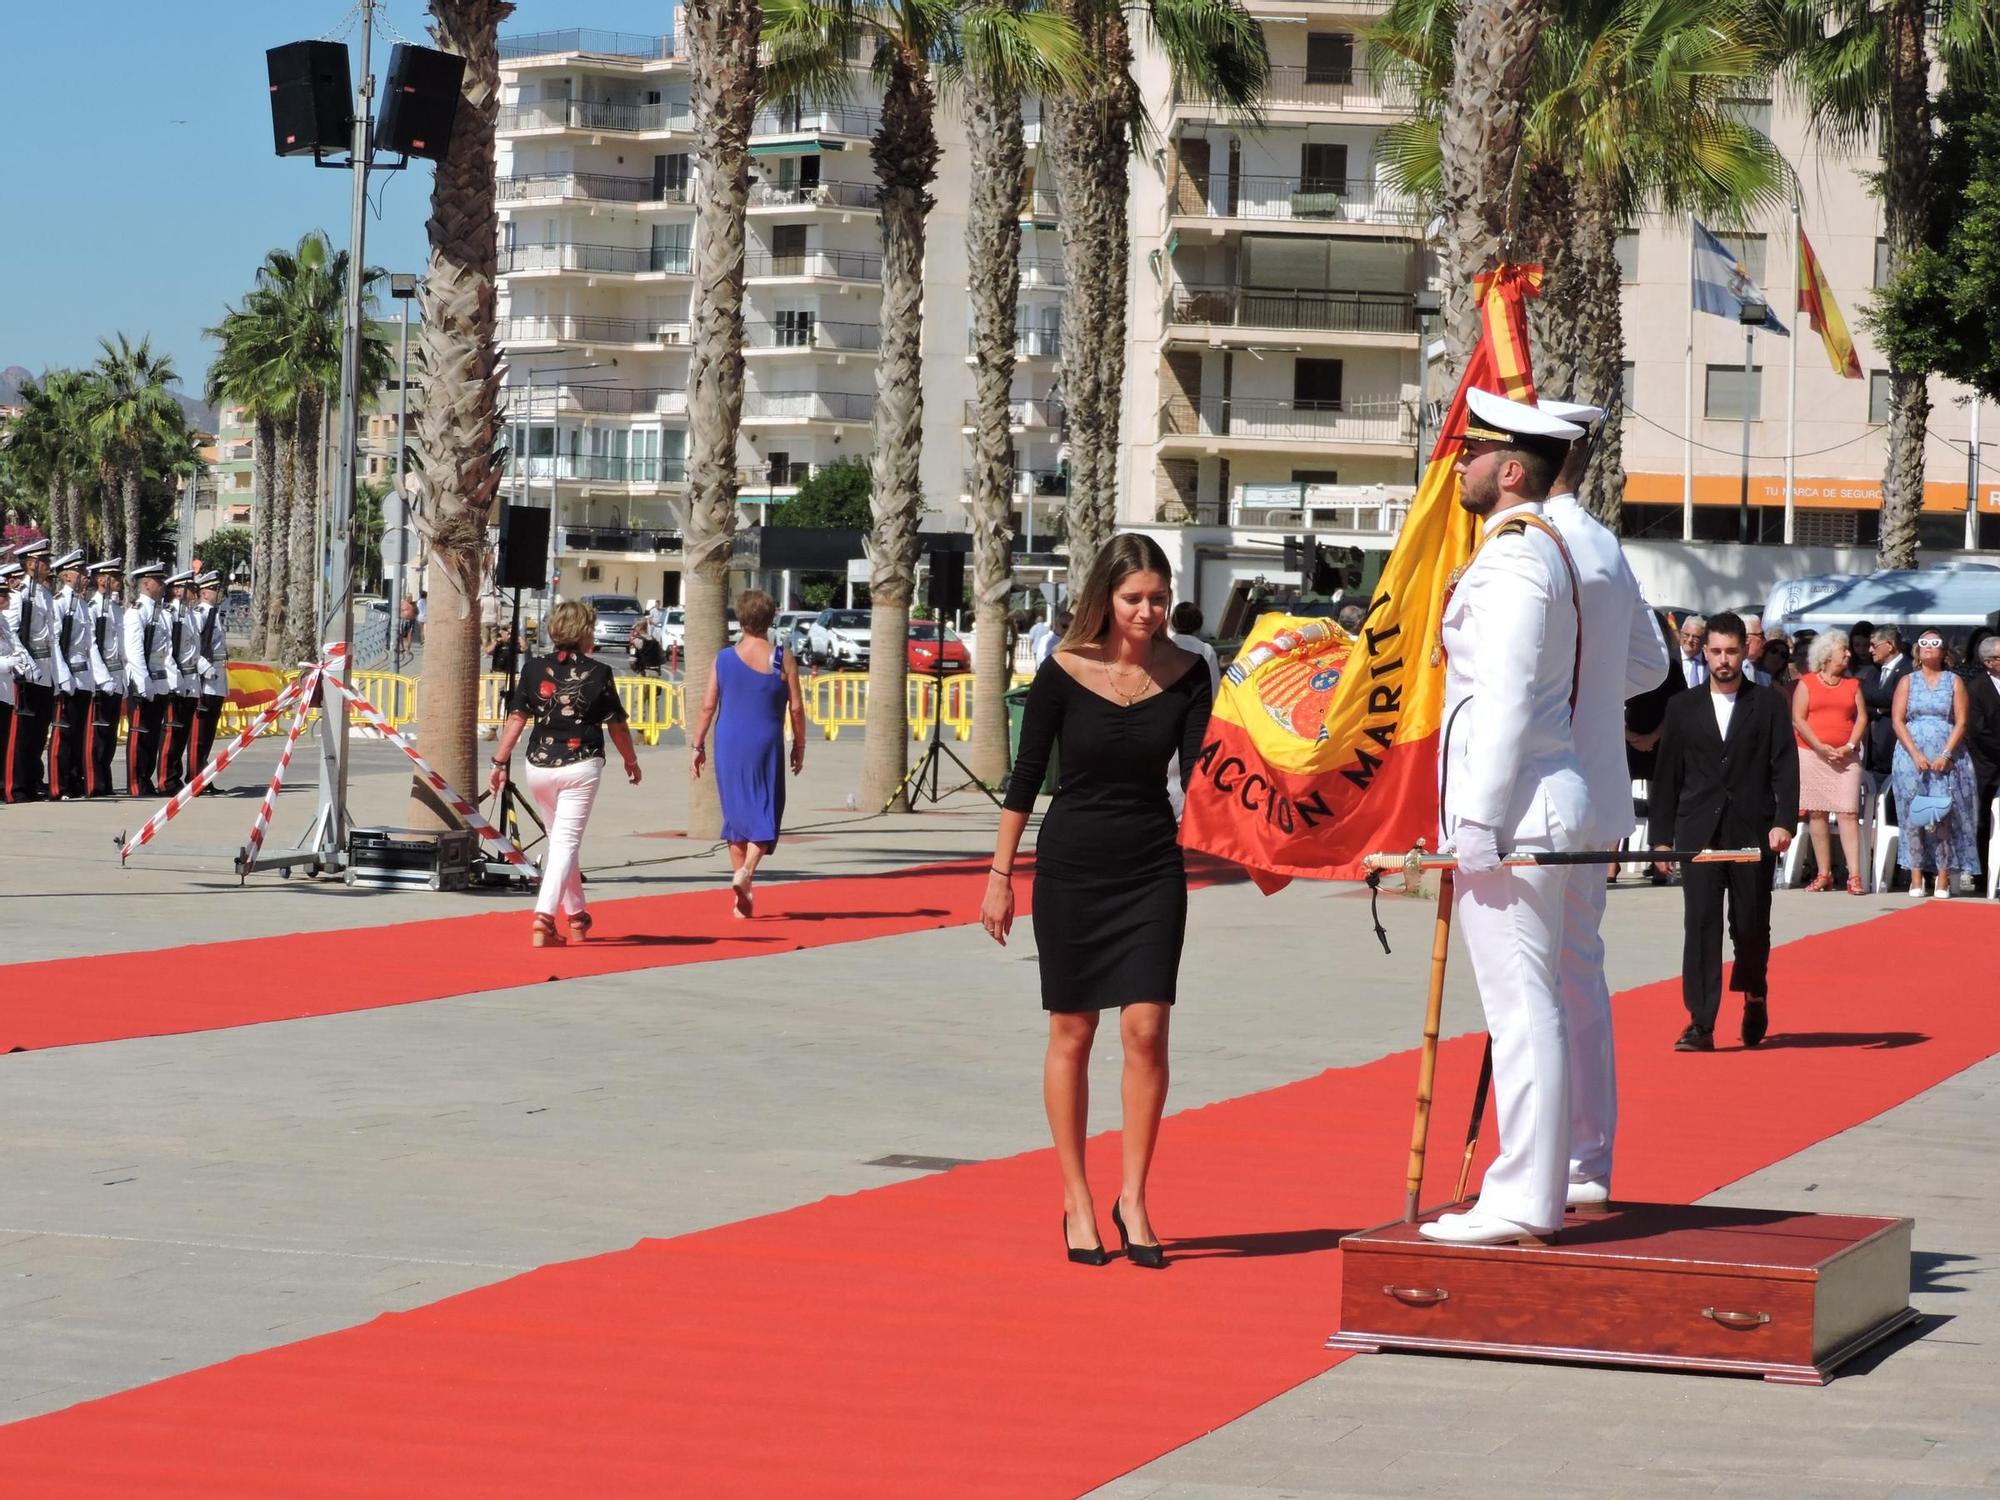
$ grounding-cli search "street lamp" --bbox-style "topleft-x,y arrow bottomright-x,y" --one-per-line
388,273 -> 419,671
1737,299 -> 1768,544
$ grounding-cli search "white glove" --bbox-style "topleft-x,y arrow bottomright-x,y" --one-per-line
198,657 -> 215,678
1452,821 -> 1503,876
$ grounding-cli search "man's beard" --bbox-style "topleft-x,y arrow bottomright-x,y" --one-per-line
1711,661 -> 1741,685
1457,467 -> 1498,516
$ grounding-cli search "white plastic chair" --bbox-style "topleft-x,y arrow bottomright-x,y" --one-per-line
1871,789 -> 1900,894
1985,793 -> 2000,900
1782,817 -> 1811,887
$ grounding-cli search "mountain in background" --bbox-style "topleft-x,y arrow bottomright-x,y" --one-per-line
0,363 -> 217,433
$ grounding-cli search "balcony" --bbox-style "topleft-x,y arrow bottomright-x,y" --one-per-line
960,467 -> 1069,498
744,320 -> 882,354
1018,257 -> 1066,290
742,390 -> 876,423
748,179 -> 882,212
498,99 -> 694,134
561,525 -> 685,554
1232,482 -> 1411,532
1158,395 -> 1411,449
961,398 -> 1066,431
499,29 -> 682,62
1168,285 -> 1417,338
510,454 -> 690,486
503,384 -> 690,418
497,172 -> 692,206
499,242 -> 693,277
964,327 -> 1062,360
499,315 -> 691,348
1167,173 -> 1422,229
745,249 -> 882,283
1020,188 -> 1062,222
1176,65 -> 1413,115
751,104 -> 881,139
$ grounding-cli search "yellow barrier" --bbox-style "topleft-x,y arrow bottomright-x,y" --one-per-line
614,676 -> 683,745
806,672 -> 869,740
906,673 -> 975,741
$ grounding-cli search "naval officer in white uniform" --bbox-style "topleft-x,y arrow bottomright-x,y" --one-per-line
1424,387 -> 1591,1246
1538,399 -> 1672,1209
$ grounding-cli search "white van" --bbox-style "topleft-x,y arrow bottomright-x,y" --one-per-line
1764,568 -> 2000,640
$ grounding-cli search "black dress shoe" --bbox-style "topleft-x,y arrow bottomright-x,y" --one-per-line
1674,1024 -> 1715,1052
1742,998 -> 1769,1049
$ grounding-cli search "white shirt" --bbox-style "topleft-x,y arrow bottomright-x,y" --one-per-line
1033,629 -> 1060,667
1710,683 -> 1739,739
1680,648 -> 1708,688
0,605 -> 27,707
1169,631 -> 1222,696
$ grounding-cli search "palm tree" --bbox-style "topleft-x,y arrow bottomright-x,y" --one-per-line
683,0 -> 763,841
409,0 -> 513,822
2,370 -> 94,556
206,302 -> 296,655
963,3 -> 1089,784
87,335 -> 183,572
1044,0 -> 1266,577
766,0 -> 1087,809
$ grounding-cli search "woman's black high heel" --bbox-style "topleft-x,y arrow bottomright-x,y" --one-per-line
1112,1201 -> 1166,1269
1062,1213 -> 1109,1266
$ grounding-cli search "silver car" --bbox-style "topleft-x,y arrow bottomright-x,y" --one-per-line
582,593 -> 645,652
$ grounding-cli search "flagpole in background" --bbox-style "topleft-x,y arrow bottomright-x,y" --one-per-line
1785,201 -> 1801,544
1683,214 -> 1696,541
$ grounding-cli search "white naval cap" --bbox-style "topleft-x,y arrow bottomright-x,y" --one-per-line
11,537 -> 50,559
1463,387 -> 1587,445
89,556 -> 124,574
0,562 -> 21,583
195,570 -> 221,587
1539,398 -> 1606,426
52,548 -> 87,571
165,568 -> 196,588
129,561 -> 167,581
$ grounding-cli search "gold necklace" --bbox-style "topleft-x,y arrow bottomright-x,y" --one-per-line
1103,656 -> 1154,705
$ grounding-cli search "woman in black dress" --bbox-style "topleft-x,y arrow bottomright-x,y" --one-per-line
982,535 -> 1213,1267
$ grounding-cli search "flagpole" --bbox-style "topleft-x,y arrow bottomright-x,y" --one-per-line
1785,200 -> 1800,545
1683,214 -> 1696,541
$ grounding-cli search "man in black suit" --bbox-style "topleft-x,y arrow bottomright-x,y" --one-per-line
1651,611 -> 1799,1052
1965,636 -> 2000,890
1859,625 -> 1912,811
1624,609 -> 1685,884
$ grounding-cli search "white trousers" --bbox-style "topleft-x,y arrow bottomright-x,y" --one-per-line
1556,864 -> 1617,1185
1454,851 -> 1568,1232
525,758 -> 602,918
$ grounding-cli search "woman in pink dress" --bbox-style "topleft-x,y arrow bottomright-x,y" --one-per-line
1791,631 -> 1865,892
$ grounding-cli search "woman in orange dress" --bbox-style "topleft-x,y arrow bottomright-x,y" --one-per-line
1791,630 -> 1866,892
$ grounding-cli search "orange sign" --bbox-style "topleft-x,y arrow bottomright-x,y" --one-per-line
1624,471 -> 2000,514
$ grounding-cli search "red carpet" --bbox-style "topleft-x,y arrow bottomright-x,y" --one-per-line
4,904 -> 1996,1496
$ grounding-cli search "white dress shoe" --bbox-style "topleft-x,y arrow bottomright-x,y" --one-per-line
1566,1178 -> 1612,1212
1418,1210 -> 1554,1246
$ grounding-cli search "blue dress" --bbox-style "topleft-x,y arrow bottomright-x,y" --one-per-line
714,643 -> 789,845
1890,669 -> 1980,872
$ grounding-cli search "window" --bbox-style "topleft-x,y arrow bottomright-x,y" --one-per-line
1294,358 -> 1345,409
653,152 -> 690,198
1705,363 -> 1763,421
776,308 -> 816,347
1291,469 -> 1341,484
1620,361 -> 1636,411
1301,143 -> 1349,191
1615,230 -> 1640,282
1874,237 -> 1891,288
1305,33 -> 1355,84
1869,370 -> 1893,424
1714,232 -> 1767,285
772,224 -> 808,271
1722,95 -> 1772,137
651,222 -> 691,273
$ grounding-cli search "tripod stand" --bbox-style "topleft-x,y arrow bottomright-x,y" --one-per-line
482,586 -> 547,873
885,648 -> 1002,812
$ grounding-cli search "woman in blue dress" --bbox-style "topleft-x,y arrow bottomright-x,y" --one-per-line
690,589 -> 806,917
1890,629 -> 1979,897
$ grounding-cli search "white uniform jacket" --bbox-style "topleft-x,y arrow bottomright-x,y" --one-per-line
124,598 -> 170,700
6,581 -> 59,690
52,584 -> 92,695
168,602 -> 200,695
1544,493 -> 1673,843
193,601 -> 229,697
89,592 -> 126,693
1438,503 -> 1590,849
0,608 -> 29,707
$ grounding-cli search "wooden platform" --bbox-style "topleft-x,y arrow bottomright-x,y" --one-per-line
1329,1202 -> 1917,1384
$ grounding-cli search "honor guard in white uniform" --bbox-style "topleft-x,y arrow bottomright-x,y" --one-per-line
1424,388 -> 1591,1246
1536,400 -> 1673,1208
124,562 -> 172,797
0,564 -> 31,786
190,571 -> 230,790
6,538 -> 59,802
87,559 -> 128,798
48,549 -> 94,799
162,569 -> 201,795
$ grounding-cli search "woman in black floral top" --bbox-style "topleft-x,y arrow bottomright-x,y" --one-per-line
489,601 -> 642,946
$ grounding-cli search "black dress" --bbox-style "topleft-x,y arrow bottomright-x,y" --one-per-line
1003,655 -> 1214,1012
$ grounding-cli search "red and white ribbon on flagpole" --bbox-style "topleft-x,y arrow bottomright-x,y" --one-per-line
119,674 -> 312,864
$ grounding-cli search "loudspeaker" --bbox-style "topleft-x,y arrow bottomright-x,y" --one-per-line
927,549 -> 965,614
267,41 -> 353,157
496,503 -> 551,590
374,43 -> 465,161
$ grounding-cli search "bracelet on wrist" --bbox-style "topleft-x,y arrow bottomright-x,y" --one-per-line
990,864 -> 1013,877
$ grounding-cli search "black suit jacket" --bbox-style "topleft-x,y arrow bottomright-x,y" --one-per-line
1624,615 -> 1685,780
1966,671 -> 2000,786
1860,657 -> 1912,776
1651,681 -> 1801,850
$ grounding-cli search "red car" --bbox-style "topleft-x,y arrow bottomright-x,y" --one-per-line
907,621 -> 970,673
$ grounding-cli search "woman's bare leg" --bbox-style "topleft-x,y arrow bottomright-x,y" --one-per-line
1808,813 -> 1832,878
1834,811 -> 1862,881
1117,1001 -> 1172,1245
1045,1011 -> 1101,1249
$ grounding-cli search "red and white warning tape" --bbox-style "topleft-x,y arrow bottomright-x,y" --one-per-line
240,664 -> 327,870
119,673 -> 312,864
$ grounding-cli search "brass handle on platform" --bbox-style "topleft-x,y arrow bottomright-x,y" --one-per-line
1701,1307 -> 1771,1328
1384,1285 -> 1449,1306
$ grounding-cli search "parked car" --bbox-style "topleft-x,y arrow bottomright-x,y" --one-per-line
906,620 -> 970,674
651,605 -> 685,650
806,608 -> 871,669
776,610 -> 817,660
582,593 -> 645,652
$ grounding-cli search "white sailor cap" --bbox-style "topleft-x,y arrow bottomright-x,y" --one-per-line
129,561 -> 168,581
195,570 -> 222,587
1462,387 -> 1587,446
52,548 -> 87,572
1539,398 -> 1606,427
165,568 -> 196,588
89,556 -> 124,575
0,562 -> 20,584
11,537 -> 50,559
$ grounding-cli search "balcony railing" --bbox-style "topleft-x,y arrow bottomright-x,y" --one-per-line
500,242 -> 693,276
1169,285 -> 1417,335
965,327 -> 1062,358
742,391 -> 876,422
499,315 -> 691,346
744,320 -> 883,352
498,99 -> 695,134
562,525 -> 685,553
960,467 -> 1070,497
963,398 -> 1066,429
1158,395 -> 1409,445
498,171 -> 690,205
751,104 -> 881,137
1020,188 -> 1062,219
502,384 -> 691,417
509,455 -> 690,485
499,29 -> 681,61
745,249 -> 883,281
1167,172 -> 1423,227
1018,257 -> 1066,289
1176,65 -> 1414,112
1232,484 -> 1410,532
748,179 -> 883,211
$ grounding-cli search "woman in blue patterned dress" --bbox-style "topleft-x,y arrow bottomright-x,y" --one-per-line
1890,630 -> 1979,897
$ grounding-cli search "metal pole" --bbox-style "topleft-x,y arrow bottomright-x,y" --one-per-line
1683,214 -> 1696,542
1738,323 -> 1755,544
1969,395 -> 1984,553
392,297 -> 409,671
1784,202 -> 1799,545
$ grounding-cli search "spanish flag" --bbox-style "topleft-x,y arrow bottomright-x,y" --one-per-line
1797,228 -> 1861,380
226,660 -> 290,710
1178,265 -> 1543,890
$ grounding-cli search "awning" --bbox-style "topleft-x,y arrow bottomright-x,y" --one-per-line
750,138 -> 846,155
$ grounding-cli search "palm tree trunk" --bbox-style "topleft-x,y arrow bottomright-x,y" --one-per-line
684,0 -> 760,840
1521,163 -> 1578,398
965,65 -> 1027,787
264,419 -> 298,657
282,389 -> 324,667
1435,0 -> 1550,375
65,475 -> 87,561
121,460 -> 143,581
1877,0 -> 1932,569
1571,177 -> 1626,525
46,466 -> 69,556
250,414 -> 279,655
410,0 -> 513,828
861,53 -> 943,812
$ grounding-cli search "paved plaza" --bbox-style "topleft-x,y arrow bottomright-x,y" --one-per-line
2,728 -> 1996,1497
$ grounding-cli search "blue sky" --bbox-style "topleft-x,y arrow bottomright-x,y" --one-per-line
0,1 -> 672,402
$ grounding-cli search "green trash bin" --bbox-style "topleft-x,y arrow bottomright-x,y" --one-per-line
1004,684 -> 1059,795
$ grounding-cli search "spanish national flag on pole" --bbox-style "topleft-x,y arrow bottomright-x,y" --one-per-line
226,660 -> 290,711
1797,228 -> 1861,380
1178,265 -> 1546,891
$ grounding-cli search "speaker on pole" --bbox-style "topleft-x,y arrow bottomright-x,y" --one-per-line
927,548 -> 966,615
267,41 -> 354,157
496,503 -> 551,590
374,43 -> 465,161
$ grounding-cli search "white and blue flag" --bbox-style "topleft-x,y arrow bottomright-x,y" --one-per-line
1692,219 -> 1789,334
